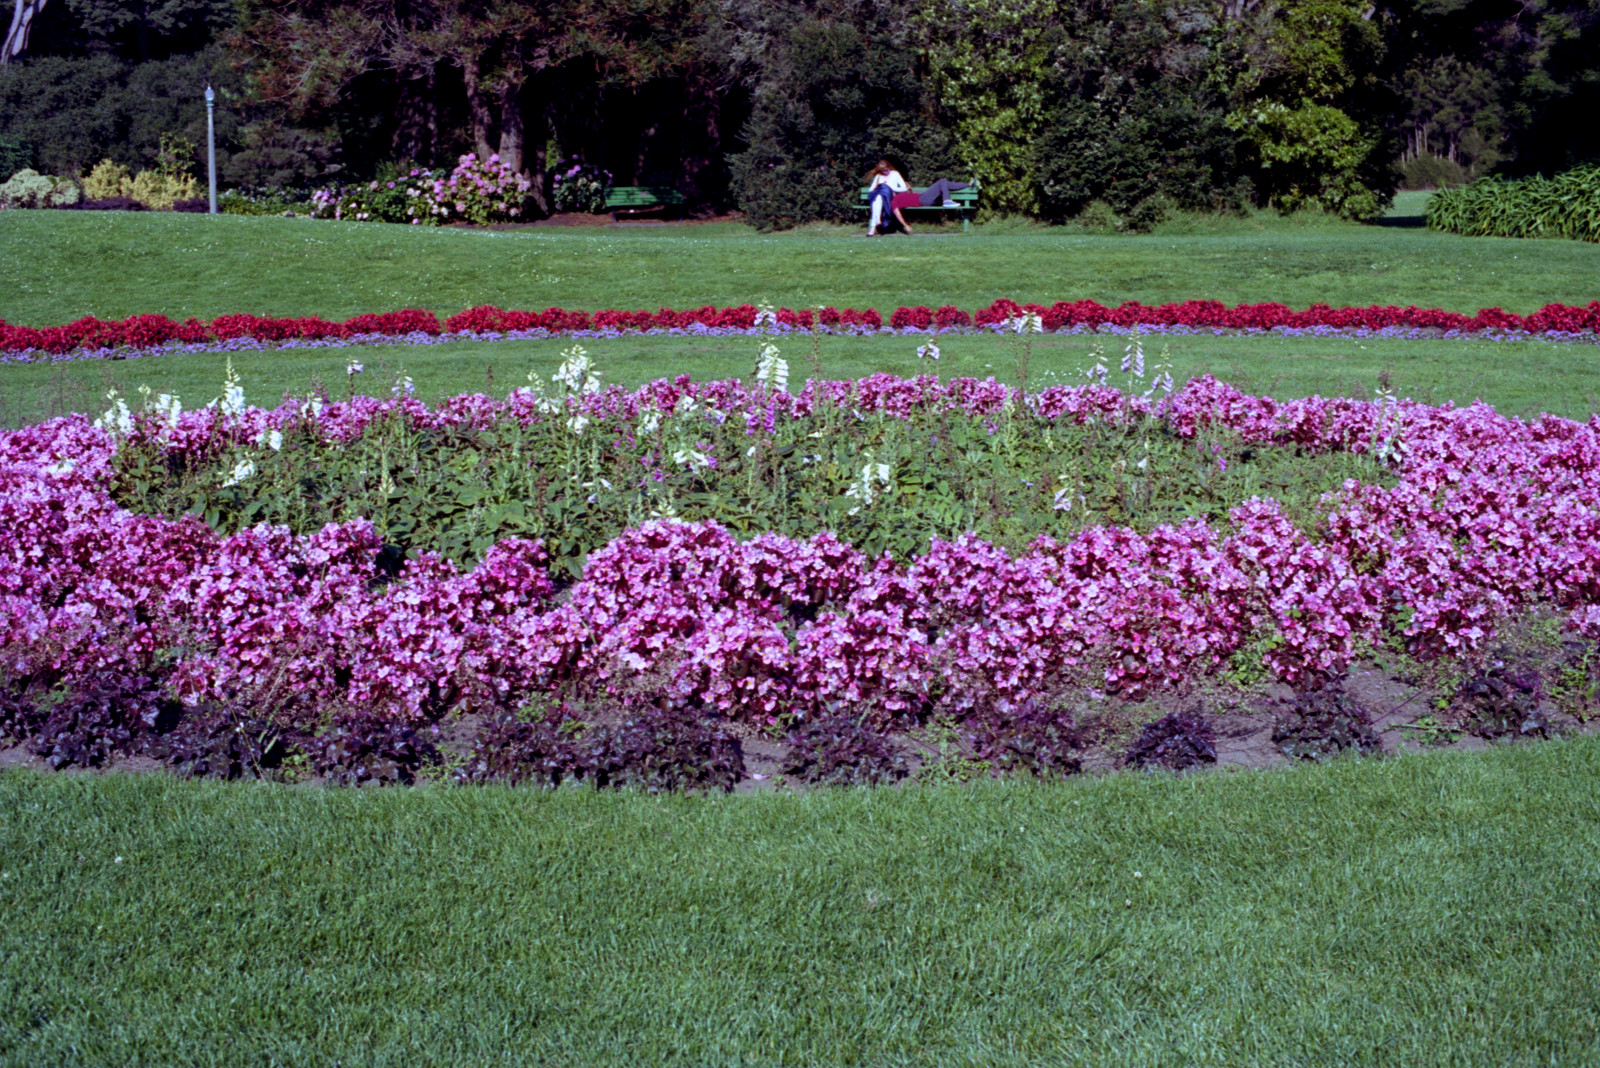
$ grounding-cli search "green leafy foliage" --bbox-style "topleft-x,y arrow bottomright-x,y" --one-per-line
111,376 -> 1390,576
1426,164 -> 1600,243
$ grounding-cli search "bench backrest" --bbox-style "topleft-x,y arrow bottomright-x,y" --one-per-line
606,185 -> 686,207
857,186 -> 978,206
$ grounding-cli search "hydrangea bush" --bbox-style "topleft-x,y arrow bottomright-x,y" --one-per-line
310,155 -> 531,226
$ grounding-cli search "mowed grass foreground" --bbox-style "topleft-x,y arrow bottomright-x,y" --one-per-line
4,201 -> 1600,326
3,739 -> 1599,1067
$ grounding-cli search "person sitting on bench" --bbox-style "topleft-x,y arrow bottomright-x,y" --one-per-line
866,159 -> 908,236
886,178 -> 973,234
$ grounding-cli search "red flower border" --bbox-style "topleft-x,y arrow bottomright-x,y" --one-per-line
3,297 -> 1599,356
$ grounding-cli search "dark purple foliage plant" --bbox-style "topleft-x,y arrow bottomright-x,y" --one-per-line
1123,709 -> 1217,771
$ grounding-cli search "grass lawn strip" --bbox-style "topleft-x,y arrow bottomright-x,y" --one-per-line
2,740 -> 1598,1067
5,208 -> 1600,326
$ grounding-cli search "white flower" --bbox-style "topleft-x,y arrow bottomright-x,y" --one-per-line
212,358 -> 246,420
153,393 -> 182,427
672,447 -> 712,470
754,301 -> 778,331
44,458 -> 77,477
754,342 -> 789,392
844,455 -> 893,514
94,388 -> 134,437
347,359 -> 364,376
553,345 -> 600,394
221,459 -> 256,487
637,407 -> 661,436
255,428 -> 284,451
566,413 -> 590,436
917,342 -> 941,361
1121,331 -> 1145,379
1007,312 -> 1044,334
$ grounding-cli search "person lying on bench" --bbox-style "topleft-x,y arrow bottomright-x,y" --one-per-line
886,178 -> 973,234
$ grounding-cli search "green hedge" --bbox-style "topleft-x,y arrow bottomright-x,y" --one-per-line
1426,164 -> 1600,242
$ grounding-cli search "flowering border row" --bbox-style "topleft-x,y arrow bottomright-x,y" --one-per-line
4,297 -> 1600,361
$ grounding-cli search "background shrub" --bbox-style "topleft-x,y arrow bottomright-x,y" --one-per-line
84,158 -> 133,199
128,170 -> 200,211
1427,164 -> 1600,242
0,168 -> 80,208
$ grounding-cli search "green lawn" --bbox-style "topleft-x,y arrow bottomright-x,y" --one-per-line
3,739 -> 1598,1066
6,201 -> 1600,1065
8,329 -> 1600,429
3,202 -> 1599,326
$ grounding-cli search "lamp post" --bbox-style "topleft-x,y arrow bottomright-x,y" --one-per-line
205,84 -> 217,214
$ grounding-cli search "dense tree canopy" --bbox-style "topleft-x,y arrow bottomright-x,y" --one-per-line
1,0 -> 1596,226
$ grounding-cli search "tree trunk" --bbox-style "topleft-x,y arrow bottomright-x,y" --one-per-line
497,78 -> 524,173
2,0 -> 48,64
393,69 -> 438,165
519,77 -> 550,215
462,55 -> 495,161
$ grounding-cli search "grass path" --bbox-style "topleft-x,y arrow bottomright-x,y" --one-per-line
3,738 -> 1598,1066
8,329 -> 1600,428
4,207 -> 1600,326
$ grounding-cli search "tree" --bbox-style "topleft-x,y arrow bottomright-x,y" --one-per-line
1030,0 -> 1243,226
1221,0 -> 1395,217
236,0 -> 706,211
3,0 -> 48,64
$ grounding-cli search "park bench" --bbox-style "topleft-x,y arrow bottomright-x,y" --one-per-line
604,186 -> 687,222
855,186 -> 979,232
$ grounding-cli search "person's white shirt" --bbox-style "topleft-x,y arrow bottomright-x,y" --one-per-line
869,169 -> 909,193
868,169 -> 909,232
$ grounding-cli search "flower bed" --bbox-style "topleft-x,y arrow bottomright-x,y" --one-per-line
5,296 -> 1600,362
5,368 -> 1600,777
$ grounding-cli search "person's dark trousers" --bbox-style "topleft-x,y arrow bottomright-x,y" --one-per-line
918,179 -> 971,206
868,185 -> 894,230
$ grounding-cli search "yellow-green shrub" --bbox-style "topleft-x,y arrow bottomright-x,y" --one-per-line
84,159 -> 134,200
129,170 -> 200,211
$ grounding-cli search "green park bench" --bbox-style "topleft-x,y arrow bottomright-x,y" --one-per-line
604,186 -> 687,222
855,186 -> 979,232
